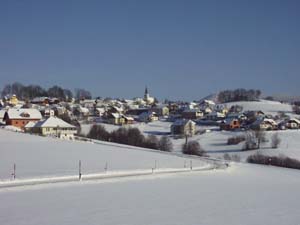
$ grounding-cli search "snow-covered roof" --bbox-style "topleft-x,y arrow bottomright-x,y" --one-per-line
5,109 -> 42,120
79,107 -> 90,114
288,118 -> 300,124
183,109 -> 202,113
111,113 -> 122,119
252,118 -> 277,126
33,116 -> 75,128
24,121 -> 37,128
0,109 -> 6,119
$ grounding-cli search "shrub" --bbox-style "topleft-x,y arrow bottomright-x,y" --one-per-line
227,135 -> 245,145
182,141 -> 206,156
158,136 -> 173,152
87,124 -> 110,141
144,135 -> 159,149
247,154 -> 300,170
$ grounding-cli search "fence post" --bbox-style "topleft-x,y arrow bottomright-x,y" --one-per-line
104,162 -> 108,173
12,163 -> 16,180
190,160 -> 193,170
79,160 -> 82,180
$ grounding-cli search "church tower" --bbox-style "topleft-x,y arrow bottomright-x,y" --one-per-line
144,86 -> 150,100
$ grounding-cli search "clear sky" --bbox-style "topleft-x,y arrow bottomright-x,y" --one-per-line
0,0 -> 299,100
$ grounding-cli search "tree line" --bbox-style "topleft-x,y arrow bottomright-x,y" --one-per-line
86,125 -> 173,152
1,82 -> 92,101
218,89 -> 261,103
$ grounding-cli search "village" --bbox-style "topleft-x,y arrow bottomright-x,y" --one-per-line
1,86 -> 300,155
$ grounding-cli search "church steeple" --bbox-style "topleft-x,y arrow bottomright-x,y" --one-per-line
144,86 -> 149,100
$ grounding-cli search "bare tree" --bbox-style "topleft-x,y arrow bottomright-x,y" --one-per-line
271,133 -> 281,149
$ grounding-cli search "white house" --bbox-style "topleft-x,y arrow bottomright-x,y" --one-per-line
27,116 -> 77,140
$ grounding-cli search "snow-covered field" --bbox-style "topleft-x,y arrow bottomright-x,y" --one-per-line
191,129 -> 300,161
224,99 -> 293,116
81,119 -> 300,162
0,129 -> 209,181
1,163 -> 300,225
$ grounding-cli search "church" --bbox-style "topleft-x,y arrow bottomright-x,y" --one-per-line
143,86 -> 155,105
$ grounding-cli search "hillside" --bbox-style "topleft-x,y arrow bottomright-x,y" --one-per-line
223,99 -> 293,116
0,129 -> 209,181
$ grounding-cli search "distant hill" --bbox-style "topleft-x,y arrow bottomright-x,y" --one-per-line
198,93 -> 219,103
266,95 -> 300,103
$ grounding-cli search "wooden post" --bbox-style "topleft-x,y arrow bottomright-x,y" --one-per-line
12,163 -> 16,180
104,162 -> 108,173
190,160 -> 193,170
79,160 -> 82,180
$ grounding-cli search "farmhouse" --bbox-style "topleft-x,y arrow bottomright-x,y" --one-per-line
138,111 -> 159,122
251,118 -> 278,130
286,118 -> 300,129
171,119 -> 196,136
182,109 -> 203,120
3,108 -> 42,129
26,116 -> 77,139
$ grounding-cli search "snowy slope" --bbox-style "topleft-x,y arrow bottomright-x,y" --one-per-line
1,163 -> 300,225
0,129 -> 209,180
223,99 -> 293,116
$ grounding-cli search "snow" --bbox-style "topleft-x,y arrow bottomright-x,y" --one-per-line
184,129 -> 300,162
34,116 -> 75,128
223,100 -> 293,116
80,119 -> 300,162
80,120 -> 173,136
1,164 -> 300,225
4,108 -> 42,119
0,129 -> 209,180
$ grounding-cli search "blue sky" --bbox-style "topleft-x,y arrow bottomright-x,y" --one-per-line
0,0 -> 299,100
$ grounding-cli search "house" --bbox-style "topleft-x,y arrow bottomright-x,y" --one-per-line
138,111 -> 159,122
3,108 -> 42,129
26,116 -> 77,139
205,112 -> 226,121
150,106 -> 169,117
31,97 -> 60,105
95,108 -> 106,117
123,115 -> 135,124
8,95 -> 19,106
286,118 -> 300,129
107,113 -> 125,125
244,110 -> 265,123
182,109 -> 203,120
250,118 -> 277,130
220,118 -> 241,131
171,119 -> 196,136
